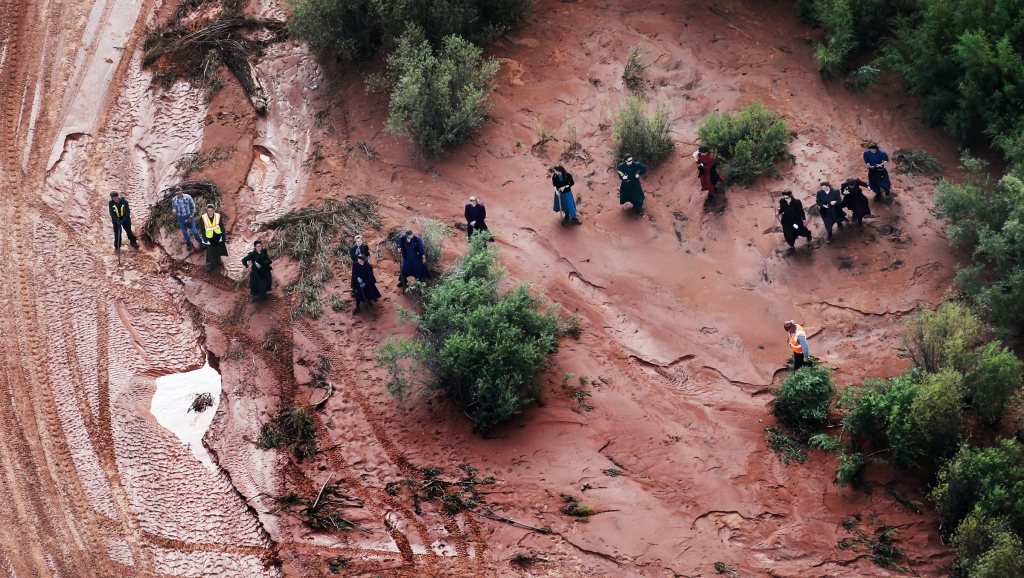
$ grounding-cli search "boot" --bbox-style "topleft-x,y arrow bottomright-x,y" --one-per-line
205,263 -> 213,272
353,305 -> 361,314
186,242 -> 195,251
572,218 -> 582,225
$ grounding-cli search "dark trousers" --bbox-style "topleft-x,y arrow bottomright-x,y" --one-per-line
793,353 -> 807,370
783,223 -> 812,248
467,222 -> 488,238
113,219 -> 137,247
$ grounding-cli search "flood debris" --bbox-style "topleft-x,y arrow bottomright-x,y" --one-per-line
274,474 -> 369,533
188,392 -> 214,413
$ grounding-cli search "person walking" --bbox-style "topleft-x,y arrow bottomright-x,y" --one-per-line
552,165 -> 581,225
815,181 -> 847,242
776,190 -> 812,255
108,192 -> 139,249
351,255 -> 381,313
171,188 -> 203,250
693,146 -> 721,203
784,320 -> 810,370
863,142 -> 892,198
617,154 -> 648,214
349,234 -> 371,263
201,204 -> 228,272
465,196 -> 489,238
840,178 -> 872,226
242,240 -> 273,299
397,229 -> 430,287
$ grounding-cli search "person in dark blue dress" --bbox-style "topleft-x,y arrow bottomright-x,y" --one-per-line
397,229 -> 430,287
552,165 -> 581,224
351,255 -> 381,313
863,142 -> 891,198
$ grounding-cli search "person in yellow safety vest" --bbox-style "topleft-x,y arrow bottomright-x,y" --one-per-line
784,320 -> 810,370
108,192 -> 139,249
201,204 -> 228,272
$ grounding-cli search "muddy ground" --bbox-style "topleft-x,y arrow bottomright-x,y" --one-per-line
0,0 -> 965,575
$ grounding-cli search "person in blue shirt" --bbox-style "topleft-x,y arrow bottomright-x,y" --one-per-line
863,142 -> 891,198
397,230 -> 430,288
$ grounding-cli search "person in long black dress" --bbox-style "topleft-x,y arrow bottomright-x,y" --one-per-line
351,255 -> 381,313
840,178 -> 872,226
815,181 -> 847,241
776,190 -> 812,254
617,154 -> 648,213
242,240 -> 273,299
397,230 -> 430,287
349,234 -> 371,263
465,196 -> 488,238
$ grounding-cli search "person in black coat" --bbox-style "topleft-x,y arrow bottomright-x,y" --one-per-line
242,240 -> 273,299
108,192 -> 139,249
397,230 -> 430,287
815,181 -> 847,241
465,196 -> 488,238
840,178 -> 872,226
349,234 -> 371,263
776,190 -> 812,254
351,255 -> 381,313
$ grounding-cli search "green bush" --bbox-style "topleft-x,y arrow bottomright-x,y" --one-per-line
935,170 -> 1024,334
933,439 -> 1024,538
910,368 -> 964,461
376,232 -> 563,434
384,29 -> 498,155
900,301 -> 985,374
964,341 -> 1023,427
611,96 -> 675,166
812,0 -> 855,79
696,101 -> 793,186
952,512 -> 1024,578
288,0 -> 532,61
771,365 -> 834,427
844,64 -> 880,93
799,0 -> 913,78
841,371 -> 924,469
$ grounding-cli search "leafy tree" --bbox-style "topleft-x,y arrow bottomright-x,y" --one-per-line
933,439 -> 1024,538
376,232 -> 563,435
964,341 -> 1023,427
611,96 -> 675,166
841,371 -> 924,469
771,365 -> 835,427
798,0 -> 914,78
697,101 -> 793,186
910,368 -> 964,462
900,301 -> 985,374
952,512 -> 1024,578
384,29 -> 498,155
288,0 -> 532,61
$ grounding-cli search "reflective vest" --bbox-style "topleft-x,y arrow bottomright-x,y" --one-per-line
789,324 -> 806,354
112,203 -> 126,219
201,213 -> 222,238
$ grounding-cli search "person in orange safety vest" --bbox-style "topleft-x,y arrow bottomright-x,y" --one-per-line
784,320 -> 810,370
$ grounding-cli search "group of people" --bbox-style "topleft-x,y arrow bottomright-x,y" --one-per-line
776,142 -> 892,254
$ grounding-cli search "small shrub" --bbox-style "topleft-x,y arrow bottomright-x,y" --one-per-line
611,96 -> 675,166
900,301 -> 985,374
697,101 -> 793,186
561,314 -> 582,339
813,0 -> 855,79
622,44 -> 646,94
844,63 -> 880,93
964,341 -> 1023,427
893,148 -> 944,175
766,427 -> 810,465
835,449 -> 867,489
385,28 -> 498,155
189,392 -> 215,413
560,494 -> 596,517
256,406 -> 319,460
329,293 -> 348,312
952,512 -> 1024,578
771,365 -> 835,427
841,371 -> 924,470
417,218 -> 449,271
376,232 -> 562,434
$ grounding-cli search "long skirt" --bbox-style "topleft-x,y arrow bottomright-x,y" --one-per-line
249,270 -> 272,297
782,221 -> 812,247
553,190 -> 577,219
400,254 -> 430,281
206,238 -> 228,264
868,167 -> 891,194
354,282 -> 382,303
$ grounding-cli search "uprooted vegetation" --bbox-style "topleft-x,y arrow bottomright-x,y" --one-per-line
141,0 -> 287,109
264,196 -> 381,320
376,232 -> 573,435
257,405 -> 319,461
140,180 -> 222,246
274,474 -> 368,533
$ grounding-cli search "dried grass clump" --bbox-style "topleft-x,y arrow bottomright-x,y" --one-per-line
256,405 -> 319,461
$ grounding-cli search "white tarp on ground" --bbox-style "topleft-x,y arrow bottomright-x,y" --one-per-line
151,357 -> 222,471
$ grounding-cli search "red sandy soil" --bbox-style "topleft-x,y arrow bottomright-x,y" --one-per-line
1,0 -> 967,575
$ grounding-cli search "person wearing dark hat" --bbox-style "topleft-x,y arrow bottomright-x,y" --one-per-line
776,190 -> 812,255
351,255 -> 381,313
617,154 -> 648,213
840,178 -> 872,226
465,196 -> 489,238
552,165 -> 581,224
397,229 -> 430,287
242,240 -> 273,299
349,234 -> 371,263
784,320 -> 810,370
201,204 -> 228,271
108,192 -> 139,249
863,142 -> 891,198
815,180 -> 847,241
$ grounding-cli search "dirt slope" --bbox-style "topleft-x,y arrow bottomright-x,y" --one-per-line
0,0 -> 963,575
